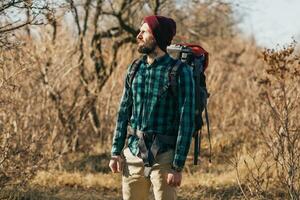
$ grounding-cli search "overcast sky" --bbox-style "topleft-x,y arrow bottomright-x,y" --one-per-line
231,0 -> 300,48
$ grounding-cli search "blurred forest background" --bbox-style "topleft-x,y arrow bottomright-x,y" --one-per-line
0,0 -> 299,199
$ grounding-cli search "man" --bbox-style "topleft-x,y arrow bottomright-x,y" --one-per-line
109,15 -> 195,200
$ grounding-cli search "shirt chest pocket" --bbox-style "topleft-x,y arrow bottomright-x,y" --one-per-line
131,70 -> 145,97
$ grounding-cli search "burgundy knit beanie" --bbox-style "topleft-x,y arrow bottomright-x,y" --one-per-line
143,15 -> 176,52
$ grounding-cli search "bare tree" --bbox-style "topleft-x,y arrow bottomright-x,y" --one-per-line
0,0 -> 52,48
52,0 -> 168,146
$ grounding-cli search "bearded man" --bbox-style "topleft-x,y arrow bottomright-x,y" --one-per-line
109,15 -> 195,200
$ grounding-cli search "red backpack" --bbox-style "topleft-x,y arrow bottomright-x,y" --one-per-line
167,44 -> 211,164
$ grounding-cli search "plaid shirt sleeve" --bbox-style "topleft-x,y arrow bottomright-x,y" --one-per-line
173,65 -> 195,170
111,67 -> 132,156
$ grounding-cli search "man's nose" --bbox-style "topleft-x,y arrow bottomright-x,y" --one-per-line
136,32 -> 142,40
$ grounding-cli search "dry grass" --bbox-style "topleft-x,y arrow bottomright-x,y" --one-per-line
32,170 -> 121,189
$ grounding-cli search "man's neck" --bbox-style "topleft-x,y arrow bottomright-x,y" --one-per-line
146,48 -> 166,65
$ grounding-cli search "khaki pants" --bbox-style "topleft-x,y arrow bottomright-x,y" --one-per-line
122,147 -> 177,200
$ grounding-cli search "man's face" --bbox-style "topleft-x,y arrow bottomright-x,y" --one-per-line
136,23 -> 157,54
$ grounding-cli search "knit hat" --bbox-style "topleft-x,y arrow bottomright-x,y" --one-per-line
143,15 -> 176,52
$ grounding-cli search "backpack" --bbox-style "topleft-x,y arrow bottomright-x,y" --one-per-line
167,44 -> 211,164
127,43 -> 211,165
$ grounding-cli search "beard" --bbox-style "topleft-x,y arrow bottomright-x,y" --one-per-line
137,39 -> 157,54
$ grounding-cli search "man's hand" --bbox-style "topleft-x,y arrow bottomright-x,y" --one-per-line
109,155 -> 123,173
167,171 -> 182,187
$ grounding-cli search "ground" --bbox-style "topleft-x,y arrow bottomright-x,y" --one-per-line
1,150 -> 248,200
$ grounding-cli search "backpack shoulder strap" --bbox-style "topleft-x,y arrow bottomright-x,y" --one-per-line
127,58 -> 143,87
169,59 -> 183,96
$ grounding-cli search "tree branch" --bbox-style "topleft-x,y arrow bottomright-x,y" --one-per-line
0,16 -> 36,34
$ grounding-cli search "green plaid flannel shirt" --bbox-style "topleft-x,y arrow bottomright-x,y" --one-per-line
111,54 -> 195,170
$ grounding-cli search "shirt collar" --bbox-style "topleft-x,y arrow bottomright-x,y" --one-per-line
142,53 -> 172,68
